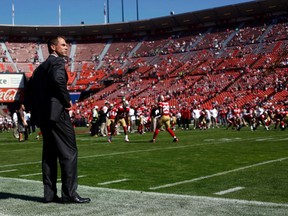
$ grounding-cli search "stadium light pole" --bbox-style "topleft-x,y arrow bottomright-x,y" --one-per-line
121,0 -> 124,22
136,0 -> 139,21
104,3 -> 107,24
12,0 -> 15,25
58,4 -> 62,26
107,0 -> 110,23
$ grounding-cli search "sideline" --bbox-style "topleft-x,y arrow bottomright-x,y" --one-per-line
1,176 -> 288,208
0,176 -> 288,216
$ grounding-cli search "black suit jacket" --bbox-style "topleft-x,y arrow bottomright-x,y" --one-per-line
27,55 -> 71,126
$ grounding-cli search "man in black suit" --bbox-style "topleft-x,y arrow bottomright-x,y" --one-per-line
25,36 -> 90,204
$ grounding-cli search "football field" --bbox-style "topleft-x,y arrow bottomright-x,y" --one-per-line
0,126 -> 288,215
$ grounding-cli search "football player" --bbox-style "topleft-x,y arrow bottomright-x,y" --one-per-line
150,95 -> 178,143
112,100 -> 130,142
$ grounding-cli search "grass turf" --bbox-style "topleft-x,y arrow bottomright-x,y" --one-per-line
0,126 -> 288,205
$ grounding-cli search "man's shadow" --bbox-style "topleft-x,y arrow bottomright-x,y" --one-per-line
0,192 -> 43,203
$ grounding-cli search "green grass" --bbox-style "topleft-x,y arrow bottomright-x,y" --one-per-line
1,126 -> 288,204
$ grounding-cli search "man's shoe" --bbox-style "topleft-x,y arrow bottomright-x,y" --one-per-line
149,139 -> 156,143
62,195 -> 91,204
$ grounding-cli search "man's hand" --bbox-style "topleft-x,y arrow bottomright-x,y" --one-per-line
65,101 -> 73,111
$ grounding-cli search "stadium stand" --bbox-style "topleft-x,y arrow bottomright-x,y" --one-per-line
0,0 -> 287,125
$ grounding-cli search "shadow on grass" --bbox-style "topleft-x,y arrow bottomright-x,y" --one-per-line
0,192 -> 43,203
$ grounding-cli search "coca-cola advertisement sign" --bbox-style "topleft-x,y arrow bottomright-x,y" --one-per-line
0,73 -> 25,103
0,88 -> 22,102
0,74 -> 25,88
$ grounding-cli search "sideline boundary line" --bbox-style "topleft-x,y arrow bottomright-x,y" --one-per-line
149,157 -> 288,190
1,176 -> 288,208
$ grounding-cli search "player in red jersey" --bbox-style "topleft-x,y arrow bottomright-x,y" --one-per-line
281,109 -> 288,130
180,104 -> 191,130
108,100 -> 130,142
226,106 -> 237,130
273,108 -> 282,129
242,105 -> 255,131
263,105 -> 273,129
150,95 -> 178,143
232,104 -> 244,130
106,103 -> 117,136
274,108 -> 288,130
198,108 -> 207,130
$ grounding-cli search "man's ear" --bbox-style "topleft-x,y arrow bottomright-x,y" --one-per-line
51,44 -> 56,52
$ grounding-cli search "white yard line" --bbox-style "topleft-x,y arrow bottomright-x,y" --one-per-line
0,161 -> 41,168
0,169 -> 17,173
98,178 -> 129,185
19,172 -> 42,177
149,157 -> 288,190
57,175 -> 87,181
215,187 -> 245,195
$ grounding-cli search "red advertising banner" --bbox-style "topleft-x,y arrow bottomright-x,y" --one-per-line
0,88 -> 23,103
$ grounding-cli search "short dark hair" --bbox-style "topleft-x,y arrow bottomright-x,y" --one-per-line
47,36 -> 66,54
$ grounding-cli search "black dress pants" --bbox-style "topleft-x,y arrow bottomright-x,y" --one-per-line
41,111 -> 78,201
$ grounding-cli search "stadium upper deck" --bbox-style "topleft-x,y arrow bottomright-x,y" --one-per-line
0,0 -> 287,38
0,0 -> 287,111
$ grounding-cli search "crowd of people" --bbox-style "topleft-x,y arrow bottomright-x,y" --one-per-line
3,95 -> 286,144
69,94 -> 287,144
84,95 -> 179,143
